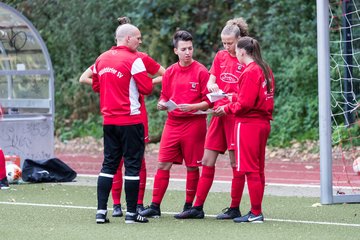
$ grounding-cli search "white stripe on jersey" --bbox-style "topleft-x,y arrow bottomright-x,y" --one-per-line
124,176 -> 140,180
129,77 -> 140,115
131,58 -> 146,75
236,122 -> 241,171
93,65 -> 97,74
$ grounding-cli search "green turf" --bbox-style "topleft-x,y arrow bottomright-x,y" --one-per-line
0,183 -> 359,240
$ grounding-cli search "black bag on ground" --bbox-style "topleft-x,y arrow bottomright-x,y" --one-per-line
22,158 -> 77,183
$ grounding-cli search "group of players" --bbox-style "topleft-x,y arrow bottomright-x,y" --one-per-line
79,16 -> 275,224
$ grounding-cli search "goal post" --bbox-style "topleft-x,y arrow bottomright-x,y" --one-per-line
317,0 -> 360,204
317,0 -> 333,205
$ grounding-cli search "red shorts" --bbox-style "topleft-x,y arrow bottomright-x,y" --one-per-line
204,114 -> 235,153
158,116 -> 206,167
234,120 -> 271,172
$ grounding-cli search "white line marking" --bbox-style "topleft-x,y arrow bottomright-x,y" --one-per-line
0,201 -> 359,227
77,174 -> 360,190
264,218 -> 360,227
78,174 -> 97,178
0,201 -> 97,210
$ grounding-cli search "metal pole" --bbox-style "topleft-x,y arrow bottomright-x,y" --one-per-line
0,41 -> 12,99
317,0 -> 333,204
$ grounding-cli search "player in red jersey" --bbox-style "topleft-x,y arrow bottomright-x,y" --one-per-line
110,51 -> 164,217
140,30 -> 211,218
0,148 -> 9,190
92,23 -> 153,224
0,104 -> 5,188
80,54 -> 163,216
80,56 -> 163,217
175,17 -> 249,219
0,105 -> 9,189
216,36 -> 275,223
80,17 -> 165,218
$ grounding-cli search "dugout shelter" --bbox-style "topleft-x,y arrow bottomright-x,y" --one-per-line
0,3 -> 55,165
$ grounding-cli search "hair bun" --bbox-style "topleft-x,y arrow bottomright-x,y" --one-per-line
117,16 -> 131,25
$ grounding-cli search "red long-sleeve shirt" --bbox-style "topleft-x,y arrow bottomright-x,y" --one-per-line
92,46 -> 153,125
224,62 -> 275,122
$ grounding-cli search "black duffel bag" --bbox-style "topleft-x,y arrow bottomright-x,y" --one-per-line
22,158 -> 77,183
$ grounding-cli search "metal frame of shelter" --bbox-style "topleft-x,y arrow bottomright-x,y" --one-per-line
0,2 -> 55,163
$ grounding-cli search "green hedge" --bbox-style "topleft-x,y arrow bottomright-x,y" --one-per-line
5,0 -> 322,146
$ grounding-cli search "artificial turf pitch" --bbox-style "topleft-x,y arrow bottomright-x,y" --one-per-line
0,182 -> 359,240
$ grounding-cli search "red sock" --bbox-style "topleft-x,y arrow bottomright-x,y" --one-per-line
247,172 -> 263,215
185,168 -> 199,204
137,158 -> 146,205
151,169 -> 170,205
194,166 -> 215,207
260,171 -> 265,198
230,167 -> 245,208
0,149 -> 6,179
111,159 -> 124,205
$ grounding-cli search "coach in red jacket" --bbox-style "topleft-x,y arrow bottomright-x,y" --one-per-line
92,23 -> 153,224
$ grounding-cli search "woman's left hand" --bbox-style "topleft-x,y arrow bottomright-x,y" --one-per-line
213,106 -> 226,116
177,104 -> 194,112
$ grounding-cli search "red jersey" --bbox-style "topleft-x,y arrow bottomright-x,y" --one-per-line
160,61 -> 210,118
137,52 -> 160,76
91,52 -> 160,91
209,50 -> 243,107
224,62 -> 275,122
92,46 -> 153,126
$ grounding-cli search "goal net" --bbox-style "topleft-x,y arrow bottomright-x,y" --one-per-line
319,0 -> 360,204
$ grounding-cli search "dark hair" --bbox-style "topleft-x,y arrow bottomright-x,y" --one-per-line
172,30 -> 193,48
117,16 -> 131,25
237,36 -> 272,92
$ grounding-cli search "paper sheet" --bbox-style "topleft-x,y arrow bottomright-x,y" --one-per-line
164,100 -> 178,112
206,90 -> 227,103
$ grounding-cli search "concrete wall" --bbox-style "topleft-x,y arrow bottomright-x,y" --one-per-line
0,115 -> 54,166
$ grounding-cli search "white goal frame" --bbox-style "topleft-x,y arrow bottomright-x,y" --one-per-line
317,0 -> 360,204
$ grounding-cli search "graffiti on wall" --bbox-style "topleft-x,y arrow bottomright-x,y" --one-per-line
0,118 -> 54,163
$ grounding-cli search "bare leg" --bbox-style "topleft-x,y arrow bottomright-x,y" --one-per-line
229,150 -> 236,167
201,149 -> 220,166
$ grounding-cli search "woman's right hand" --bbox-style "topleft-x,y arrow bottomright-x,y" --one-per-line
157,101 -> 168,111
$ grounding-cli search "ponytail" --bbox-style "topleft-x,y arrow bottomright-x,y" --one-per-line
237,37 -> 272,92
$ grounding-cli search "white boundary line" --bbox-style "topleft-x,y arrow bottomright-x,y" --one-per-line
0,201 -> 96,210
77,174 -> 360,190
0,201 -> 359,227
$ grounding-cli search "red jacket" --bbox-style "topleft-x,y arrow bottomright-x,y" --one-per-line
92,46 -> 153,125
224,62 -> 275,122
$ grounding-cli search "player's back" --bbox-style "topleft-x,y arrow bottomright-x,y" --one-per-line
94,46 -> 144,125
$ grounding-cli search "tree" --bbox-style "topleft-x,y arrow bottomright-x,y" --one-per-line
3,0 -> 319,146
